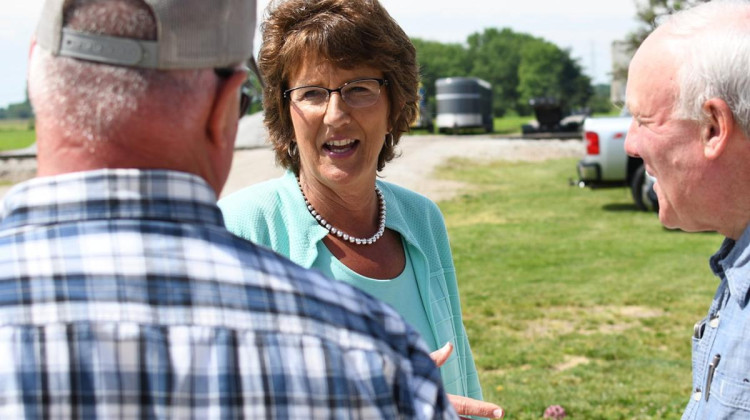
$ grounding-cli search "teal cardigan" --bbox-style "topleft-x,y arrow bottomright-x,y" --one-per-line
219,171 -> 482,400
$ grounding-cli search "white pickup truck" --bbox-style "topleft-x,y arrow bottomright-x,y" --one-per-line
576,112 -> 658,211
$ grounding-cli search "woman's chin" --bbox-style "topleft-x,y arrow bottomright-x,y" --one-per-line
316,166 -> 371,188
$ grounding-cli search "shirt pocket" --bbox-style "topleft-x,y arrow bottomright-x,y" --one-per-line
710,369 -> 750,414
691,316 -> 708,379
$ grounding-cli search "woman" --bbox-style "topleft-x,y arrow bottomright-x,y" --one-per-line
220,0 -> 501,417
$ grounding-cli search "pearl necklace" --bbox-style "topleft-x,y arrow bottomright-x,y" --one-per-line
297,178 -> 386,245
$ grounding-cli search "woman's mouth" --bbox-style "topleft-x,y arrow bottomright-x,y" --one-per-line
323,139 -> 358,156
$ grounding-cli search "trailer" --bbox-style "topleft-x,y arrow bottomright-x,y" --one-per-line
520,96 -> 586,139
435,77 -> 493,134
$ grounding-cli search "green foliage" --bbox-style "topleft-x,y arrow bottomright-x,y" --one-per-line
588,84 -> 616,114
465,28 -> 530,117
493,115 -> 533,135
557,51 -> 594,114
413,27 -> 592,119
436,157 -> 721,419
618,0 -> 711,80
244,65 -> 265,115
0,100 -> 34,120
411,39 -> 470,116
0,120 -> 36,151
517,42 -> 567,112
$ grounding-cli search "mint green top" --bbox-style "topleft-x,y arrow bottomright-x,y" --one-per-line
315,239 -> 438,351
219,170 -> 483,400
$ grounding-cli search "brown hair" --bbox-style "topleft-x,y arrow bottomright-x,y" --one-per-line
259,0 -> 419,174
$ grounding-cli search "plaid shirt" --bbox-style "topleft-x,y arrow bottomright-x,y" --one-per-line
0,169 -> 456,419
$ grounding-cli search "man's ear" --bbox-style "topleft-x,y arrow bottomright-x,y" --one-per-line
207,69 -> 247,150
702,98 -> 735,160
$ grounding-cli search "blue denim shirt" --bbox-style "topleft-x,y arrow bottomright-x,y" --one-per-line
683,226 -> 750,419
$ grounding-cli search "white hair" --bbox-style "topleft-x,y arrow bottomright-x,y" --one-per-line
661,0 -> 750,135
28,0 -> 214,147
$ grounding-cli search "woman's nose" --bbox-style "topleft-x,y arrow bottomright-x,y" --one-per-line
323,92 -> 351,127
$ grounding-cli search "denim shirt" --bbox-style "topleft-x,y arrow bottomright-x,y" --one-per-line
683,226 -> 750,419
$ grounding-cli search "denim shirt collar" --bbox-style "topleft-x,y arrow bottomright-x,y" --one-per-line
711,225 -> 750,308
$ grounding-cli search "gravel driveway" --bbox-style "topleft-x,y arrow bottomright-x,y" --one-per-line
224,135 -> 584,202
1,112 -> 585,202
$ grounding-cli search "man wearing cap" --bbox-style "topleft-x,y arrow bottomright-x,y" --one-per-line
0,0 -> 456,418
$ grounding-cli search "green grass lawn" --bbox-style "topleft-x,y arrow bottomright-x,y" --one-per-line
493,115 -> 534,135
0,119 -> 36,151
409,115 -> 534,135
437,157 -> 721,419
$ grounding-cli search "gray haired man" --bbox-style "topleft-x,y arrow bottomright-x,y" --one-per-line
625,0 -> 750,418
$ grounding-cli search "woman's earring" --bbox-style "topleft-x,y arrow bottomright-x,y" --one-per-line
385,132 -> 394,148
288,142 -> 298,158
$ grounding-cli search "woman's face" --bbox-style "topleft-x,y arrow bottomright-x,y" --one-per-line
287,56 -> 390,192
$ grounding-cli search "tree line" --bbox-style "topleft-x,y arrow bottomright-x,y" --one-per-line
0,100 -> 33,120
412,27 -> 598,118
412,0 -> 712,120
0,1 -> 705,122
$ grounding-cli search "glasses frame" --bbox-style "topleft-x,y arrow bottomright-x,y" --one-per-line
283,78 -> 388,110
214,67 -> 251,117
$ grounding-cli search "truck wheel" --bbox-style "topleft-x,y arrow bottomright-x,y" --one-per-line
646,181 -> 659,213
630,164 -> 648,211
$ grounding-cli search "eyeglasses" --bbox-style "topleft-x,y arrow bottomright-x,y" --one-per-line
283,78 -> 388,112
214,67 -> 251,117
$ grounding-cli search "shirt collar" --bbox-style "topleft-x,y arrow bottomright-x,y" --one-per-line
1,169 -> 222,230
711,225 -> 750,308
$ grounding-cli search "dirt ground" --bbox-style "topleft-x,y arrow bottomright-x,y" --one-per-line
1,134 -> 585,202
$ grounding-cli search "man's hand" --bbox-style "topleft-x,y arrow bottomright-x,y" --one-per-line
430,342 -> 505,419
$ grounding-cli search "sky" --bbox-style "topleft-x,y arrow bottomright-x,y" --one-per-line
0,0 -> 640,109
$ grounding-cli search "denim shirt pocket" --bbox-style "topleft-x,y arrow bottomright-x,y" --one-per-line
709,369 -> 750,415
692,316 -> 708,378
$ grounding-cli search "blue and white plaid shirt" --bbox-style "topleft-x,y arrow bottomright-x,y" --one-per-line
0,169 -> 456,419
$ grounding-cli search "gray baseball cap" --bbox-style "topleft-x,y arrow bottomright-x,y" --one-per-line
35,0 -> 256,70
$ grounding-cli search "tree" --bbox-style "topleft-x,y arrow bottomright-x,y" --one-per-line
517,41 -> 566,113
588,84 -> 616,114
467,28 -> 591,116
413,27 -> 593,118
411,38 -> 470,115
466,28 -> 533,117
559,51 -> 593,113
615,0 -> 710,79
5,101 -> 33,120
